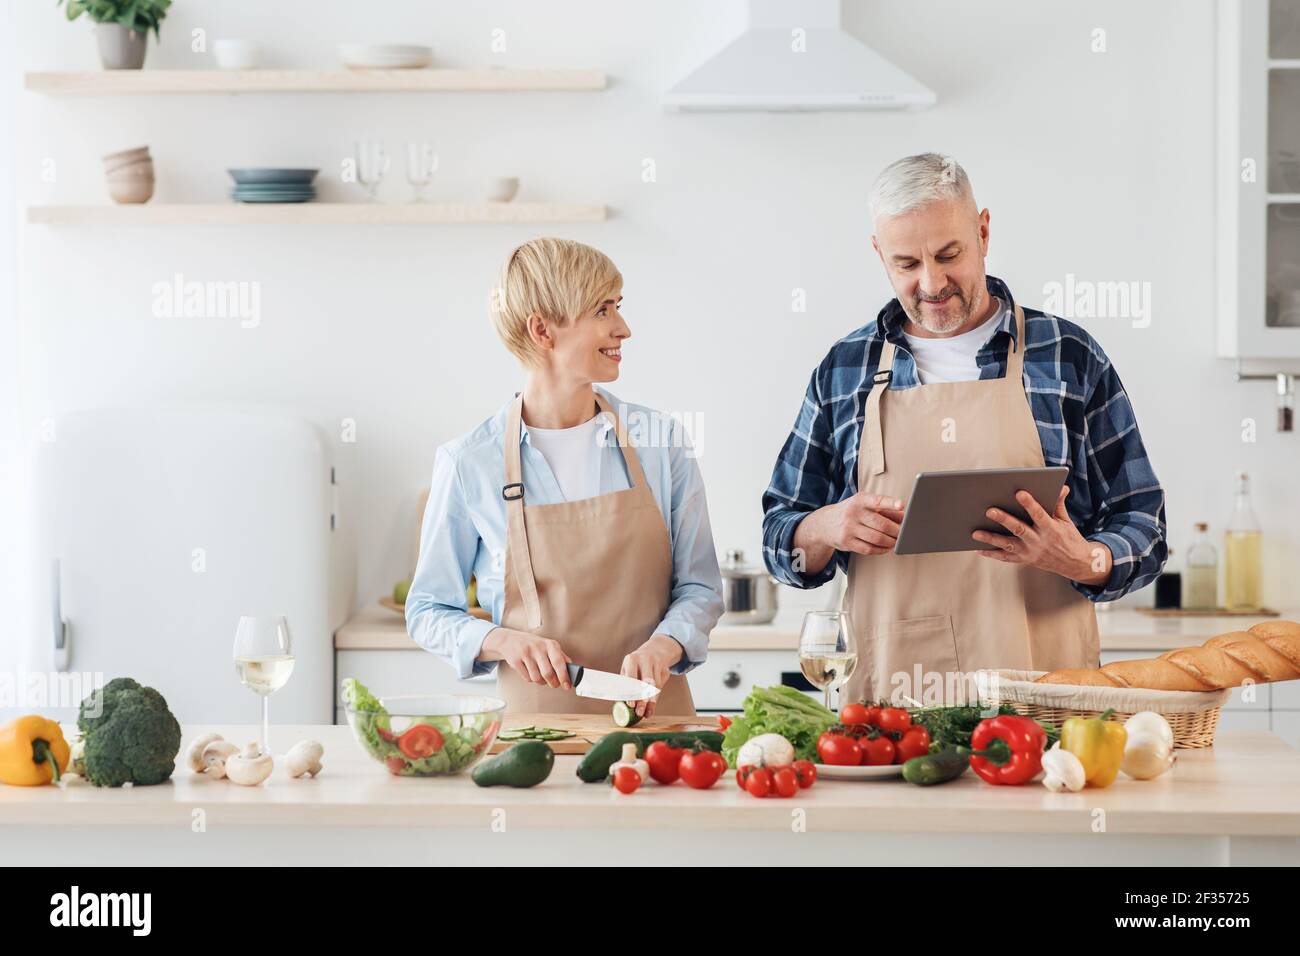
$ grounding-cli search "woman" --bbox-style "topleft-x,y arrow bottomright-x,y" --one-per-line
406,238 -> 724,717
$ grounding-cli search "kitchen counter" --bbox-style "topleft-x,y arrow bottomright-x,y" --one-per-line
335,603 -> 1296,653
4,725 -> 1298,866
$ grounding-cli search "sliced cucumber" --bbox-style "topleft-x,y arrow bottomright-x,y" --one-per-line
497,730 -> 526,741
612,701 -> 642,728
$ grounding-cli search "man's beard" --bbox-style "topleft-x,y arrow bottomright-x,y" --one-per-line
902,282 -> 983,335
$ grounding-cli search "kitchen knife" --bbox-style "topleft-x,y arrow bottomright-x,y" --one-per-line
565,663 -> 660,702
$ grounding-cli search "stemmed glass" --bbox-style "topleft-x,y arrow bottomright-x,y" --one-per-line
355,141 -> 390,202
233,616 -> 295,755
798,611 -> 857,712
405,143 -> 439,202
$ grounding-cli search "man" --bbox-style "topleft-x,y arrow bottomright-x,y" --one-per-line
762,153 -> 1167,705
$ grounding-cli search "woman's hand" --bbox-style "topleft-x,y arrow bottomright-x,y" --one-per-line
971,487 -> 1113,586
480,628 -> 573,689
620,635 -> 684,719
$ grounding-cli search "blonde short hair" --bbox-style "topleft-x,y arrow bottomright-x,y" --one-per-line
491,237 -> 623,367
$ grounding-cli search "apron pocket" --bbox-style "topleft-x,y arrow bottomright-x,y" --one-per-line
872,614 -> 963,706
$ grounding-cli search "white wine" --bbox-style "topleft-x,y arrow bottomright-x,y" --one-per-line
1224,530 -> 1262,611
234,655 -> 296,696
800,652 -> 858,690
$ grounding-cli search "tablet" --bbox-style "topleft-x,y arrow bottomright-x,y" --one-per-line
892,466 -> 1069,556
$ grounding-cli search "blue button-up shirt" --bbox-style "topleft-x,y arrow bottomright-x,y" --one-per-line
762,275 -> 1168,602
407,388 -> 725,679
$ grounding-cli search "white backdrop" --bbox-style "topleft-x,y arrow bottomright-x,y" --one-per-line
7,0 -> 1297,676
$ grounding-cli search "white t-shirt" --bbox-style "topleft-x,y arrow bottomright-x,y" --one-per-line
903,297 -> 1006,384
526,414 -> 608,502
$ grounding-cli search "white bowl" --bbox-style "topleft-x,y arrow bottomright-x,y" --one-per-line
485,176 -> 519,202
214,39 -> 260,70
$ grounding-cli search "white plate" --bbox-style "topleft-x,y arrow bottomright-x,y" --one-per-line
814,762 -> 905,780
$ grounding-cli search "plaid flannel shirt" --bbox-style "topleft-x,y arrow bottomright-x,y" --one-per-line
761,275 -> 1168,602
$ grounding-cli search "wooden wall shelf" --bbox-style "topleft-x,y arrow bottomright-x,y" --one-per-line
26,202 -> 608,225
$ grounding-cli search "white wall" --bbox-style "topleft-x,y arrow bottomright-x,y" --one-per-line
11,0 -> 1298,631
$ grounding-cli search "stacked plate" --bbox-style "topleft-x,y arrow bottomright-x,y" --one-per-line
338,43 -> 433,69
228,168 -> 318,203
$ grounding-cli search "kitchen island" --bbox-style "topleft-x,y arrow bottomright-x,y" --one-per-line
3,725 -> 1298,866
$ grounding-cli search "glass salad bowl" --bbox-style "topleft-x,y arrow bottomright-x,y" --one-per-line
342,679 -> 505,777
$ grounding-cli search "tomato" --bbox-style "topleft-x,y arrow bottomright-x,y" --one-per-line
679,749 -> 725,789
839,703 -> 871,726
772,766 -> 799,798
397,723 -> 444,759
860,735 -> 896,766
612,766 -> 642,794
864,705 -> 882,727
474,719 -> 500,754
385,756 -> 408,775
817,732 -> 862,766
792,760 -> 817,789
876,708 -> 912,734
645,741 -> 684,784
895,726 -> 931,763
736,765 -> 756,789
744,767 -> 773,798
717,714 -> 732,732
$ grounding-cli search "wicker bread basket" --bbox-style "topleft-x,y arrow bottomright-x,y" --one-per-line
975,669 -> 1230,749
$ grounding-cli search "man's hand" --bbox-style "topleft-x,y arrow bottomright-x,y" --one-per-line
480,628 -> 573,689
793,491 -> 906,575
972,486 -> 1113,586
620,635 -> 684,719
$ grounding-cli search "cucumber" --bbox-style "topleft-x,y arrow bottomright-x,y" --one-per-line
472,740 -> 555,788
901,747 -> 970,786
576,731 -> 724,783
612,702 -> 642,728
497,730 -> 526,741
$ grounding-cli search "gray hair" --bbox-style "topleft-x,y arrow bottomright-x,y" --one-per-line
869,153 -> 976,222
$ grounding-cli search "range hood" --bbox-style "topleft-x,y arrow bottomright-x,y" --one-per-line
663,0 -> 936,112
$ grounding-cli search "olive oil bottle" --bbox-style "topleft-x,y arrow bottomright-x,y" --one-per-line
1224,472 -> 1262,612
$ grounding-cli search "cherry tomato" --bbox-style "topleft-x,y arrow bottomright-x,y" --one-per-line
679,749 -> 725,789
817,732 -> 862,766
864,705 -> 882,727
717,714 -> 732,732
385,756 -> 408,775
772,766 -> 799,798
876,708 -> 912,734
860,735 -> 896,766
612,766 -> 642,794
895,726 -> 931,763
736,765 -> 756,789
645,741 -> 685,784
744,767 -> 773,798
792,759 -> 817,789
840,703 -> 871,726
397,723 -> 444,759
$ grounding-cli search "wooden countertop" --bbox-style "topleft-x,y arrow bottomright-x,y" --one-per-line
335,603 -> 1295,653
5,725 -> 1298,835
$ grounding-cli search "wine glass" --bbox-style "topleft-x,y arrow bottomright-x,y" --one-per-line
405,143 -> 439,202
233,616 -> 294,755
355,141 -> 390,202
799,611 -> 857,712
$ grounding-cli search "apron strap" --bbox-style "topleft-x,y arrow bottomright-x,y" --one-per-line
503,395 -> 543,629
1005,303 -> 1027,384
593,391 -> 650,489
862,339 -> 896,481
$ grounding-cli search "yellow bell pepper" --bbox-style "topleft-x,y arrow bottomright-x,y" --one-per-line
0,715 -> 71,786
1060,707 -> 1127,788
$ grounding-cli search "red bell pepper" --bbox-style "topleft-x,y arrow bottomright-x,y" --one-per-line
961,715 -> 1046,786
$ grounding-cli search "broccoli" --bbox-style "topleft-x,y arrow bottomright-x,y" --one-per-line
76,677 -> 182,787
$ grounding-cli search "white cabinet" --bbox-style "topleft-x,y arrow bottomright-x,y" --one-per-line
1216,0 -> 1300,357
333,649 -> 496,724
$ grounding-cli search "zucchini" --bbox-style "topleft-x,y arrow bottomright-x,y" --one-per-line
576,731 -> 724,783
901,747 -> 970,786
612,702 -> 642,728
472,740 -> 555,788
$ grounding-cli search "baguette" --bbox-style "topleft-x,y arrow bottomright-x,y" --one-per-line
1035,619 -> 1300,690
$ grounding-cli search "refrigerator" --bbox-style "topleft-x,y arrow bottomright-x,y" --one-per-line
28,407 -> 341,726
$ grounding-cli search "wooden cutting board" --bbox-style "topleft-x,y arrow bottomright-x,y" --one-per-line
487,712 -> 722,754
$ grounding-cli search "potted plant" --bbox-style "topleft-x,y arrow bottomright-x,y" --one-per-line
57,0 -> 172,70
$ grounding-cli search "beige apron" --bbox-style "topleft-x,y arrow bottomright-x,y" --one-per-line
843,303 -> 1100,706
497,391 -> 696,716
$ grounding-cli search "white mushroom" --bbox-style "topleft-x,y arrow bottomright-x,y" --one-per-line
186,733 -> 225,773
199,739 -> 240,779
224,743 -> 274,786
285,740 -> 324,778
1041,742 -> 1086,792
